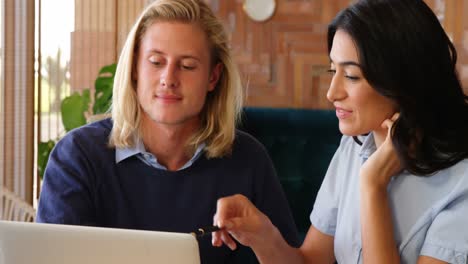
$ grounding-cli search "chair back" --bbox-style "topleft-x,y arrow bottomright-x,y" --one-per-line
1,186 -> 36,222
239,107 -> 341,239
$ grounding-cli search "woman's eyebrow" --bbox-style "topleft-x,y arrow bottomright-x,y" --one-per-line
330,59 -> 362,68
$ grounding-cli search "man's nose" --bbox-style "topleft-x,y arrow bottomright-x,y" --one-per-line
160,64 -> 179,88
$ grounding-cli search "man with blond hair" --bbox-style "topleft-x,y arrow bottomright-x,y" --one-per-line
37,0 -> 299,263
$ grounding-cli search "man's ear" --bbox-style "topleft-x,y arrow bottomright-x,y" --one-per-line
208,63 -> 223,92
132,66 -> 137,84
131,52 -> 138,85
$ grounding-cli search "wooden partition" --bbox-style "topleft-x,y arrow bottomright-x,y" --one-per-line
70,0 -> 468,109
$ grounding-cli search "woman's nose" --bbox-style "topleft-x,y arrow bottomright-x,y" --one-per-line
326,75 -> 345,102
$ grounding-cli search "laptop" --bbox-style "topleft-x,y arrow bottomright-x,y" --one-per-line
0,220 -> 200,264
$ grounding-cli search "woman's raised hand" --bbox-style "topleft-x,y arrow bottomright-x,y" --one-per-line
360,112 -> 402,188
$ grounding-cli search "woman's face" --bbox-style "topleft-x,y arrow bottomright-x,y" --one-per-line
327,30 -> 397,142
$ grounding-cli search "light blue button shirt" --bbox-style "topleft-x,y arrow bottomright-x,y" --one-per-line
115,137 -> 206,171
310,134 -> 468,264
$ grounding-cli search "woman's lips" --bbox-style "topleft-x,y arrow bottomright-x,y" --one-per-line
335,107 -> 352,119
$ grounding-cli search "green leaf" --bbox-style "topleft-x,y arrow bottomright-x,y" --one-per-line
61,90 -> 90,132
37,140 -> 55,180
93,63 -> 116,114
39,63 -> 116,182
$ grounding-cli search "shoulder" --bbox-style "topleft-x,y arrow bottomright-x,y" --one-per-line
445,158 -> 468,176
223,130 -> 274,170
417,159 -> 468,263
233,129 -> 270,156
56,118 -> 113,151
68,118 -> 112,137
438,159 -> 468,191
426,159 -> 468,188
45,119 -> 114,181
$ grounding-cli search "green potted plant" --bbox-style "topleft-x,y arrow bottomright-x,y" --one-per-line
37,63 -> 117,179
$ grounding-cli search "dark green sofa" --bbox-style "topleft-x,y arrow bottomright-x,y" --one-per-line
239,107 -> 342,240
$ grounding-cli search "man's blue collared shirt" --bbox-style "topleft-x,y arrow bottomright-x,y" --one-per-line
115,137 -> 206,171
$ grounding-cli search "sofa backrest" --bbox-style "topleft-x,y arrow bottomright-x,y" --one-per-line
239,107 -> 342,239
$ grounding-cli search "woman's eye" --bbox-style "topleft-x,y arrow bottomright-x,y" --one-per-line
345,75 -> 360,81
327,69 -> 336,75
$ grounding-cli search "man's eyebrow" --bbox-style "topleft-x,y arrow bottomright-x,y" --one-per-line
148,49 -> 201,62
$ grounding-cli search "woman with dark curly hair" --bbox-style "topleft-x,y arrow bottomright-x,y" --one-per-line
213,1 -> 468,263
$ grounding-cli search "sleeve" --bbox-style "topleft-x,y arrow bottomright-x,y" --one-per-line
36,131 -> 97,225
309,137 -> 346,236
251,143 -> 301,248
419,188 -> 468,263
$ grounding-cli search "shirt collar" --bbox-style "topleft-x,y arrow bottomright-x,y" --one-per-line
359,133 -> 377,160
115,136 -> 206,169
115,136 -> 146,163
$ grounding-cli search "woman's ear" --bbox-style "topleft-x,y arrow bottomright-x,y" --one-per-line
208,63 -> 223,92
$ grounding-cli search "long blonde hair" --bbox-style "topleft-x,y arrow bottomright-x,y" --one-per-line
109,0 -> 243,158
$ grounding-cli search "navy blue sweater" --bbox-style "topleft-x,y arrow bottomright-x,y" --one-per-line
37,119 -> 299,263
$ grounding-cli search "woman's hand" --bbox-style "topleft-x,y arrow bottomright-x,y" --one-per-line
360,113 -> 402,189
213,194 -> 309,264
359,113 -> 402,264
212,194 -> 275,252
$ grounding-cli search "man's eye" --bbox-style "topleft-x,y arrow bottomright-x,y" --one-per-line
181,65 -> 196,70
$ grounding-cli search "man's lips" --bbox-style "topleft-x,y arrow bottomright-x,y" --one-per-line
155,93 -> 182,102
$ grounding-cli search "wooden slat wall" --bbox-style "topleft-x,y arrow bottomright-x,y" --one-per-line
213,0 -> 468,108
116,0 -> 147,53
70,0 -> 468,107
71,0 -> 117,92
457,0 -> 468,95
70,0 -> 147,92
426,0 -> 468,95
1,0 -> 35,202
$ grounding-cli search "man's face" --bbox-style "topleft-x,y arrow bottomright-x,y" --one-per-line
134,21 -> 221,128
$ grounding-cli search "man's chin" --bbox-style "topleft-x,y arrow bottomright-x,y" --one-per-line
146,115 -> 200,127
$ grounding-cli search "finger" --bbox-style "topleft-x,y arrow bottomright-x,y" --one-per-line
215,194 -> 249,228
212,229 -> 223,247
391,112 -> 400,121
215,196 -> 235,221
381,118 -> 394,130
211,212 -> 220,246
220,230 -> 237,250
381,114 -> 399,130
381,112 -> 400,127
218,219 -> 233,229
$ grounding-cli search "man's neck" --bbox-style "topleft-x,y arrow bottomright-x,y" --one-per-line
140,118 -> 200,171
